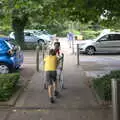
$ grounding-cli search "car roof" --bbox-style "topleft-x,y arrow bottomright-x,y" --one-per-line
108,32 -> 120,34
100,32 -> 120,36
0,36 -> 10,41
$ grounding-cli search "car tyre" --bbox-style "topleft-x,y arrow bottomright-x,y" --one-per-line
38,39 -> 45,44
86,46 -> 95,55
0,63 -> 13,74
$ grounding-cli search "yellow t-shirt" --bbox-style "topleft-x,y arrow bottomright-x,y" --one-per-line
44,55 -> 57,71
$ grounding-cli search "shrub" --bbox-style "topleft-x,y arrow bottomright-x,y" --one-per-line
82,30 -> 100,39
0,73 -> 20,101
93,70 -> 120,101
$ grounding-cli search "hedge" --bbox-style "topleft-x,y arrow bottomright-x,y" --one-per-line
0,73 -> 20,101
93,70 -> 120,101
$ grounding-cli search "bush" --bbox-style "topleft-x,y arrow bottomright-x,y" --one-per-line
82,30 -> 101,40
93,70 -> 120,101
0,73 -> 20,101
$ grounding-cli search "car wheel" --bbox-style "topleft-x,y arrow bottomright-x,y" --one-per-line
38,39 -> 45,44
86,46 -> 95,55
0,63 -> 12,74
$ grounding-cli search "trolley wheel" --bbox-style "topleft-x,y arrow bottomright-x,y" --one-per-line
59,75 -> 64,89
60,83 -> 64,89
44,83 -> 48,89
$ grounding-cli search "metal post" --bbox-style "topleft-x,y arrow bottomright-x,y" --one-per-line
71,22 -> 74,54
69,40 -> 71,48
77,44 -> 79,65
42,43 -> 45,59
72,39 -> 74,54
112,79 -> 118,120
36,45 -> 39,72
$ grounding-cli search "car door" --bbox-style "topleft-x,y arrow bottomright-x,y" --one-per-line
95,34 -> 111,52
108,34 -> 120,52
14,47 -> 24,67
24,32 -> 38,42
95,34 -> 120,53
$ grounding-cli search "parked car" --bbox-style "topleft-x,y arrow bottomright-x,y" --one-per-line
25,30 -> 52,43
0,37 -> 23,73
79,32 -> 120,55
9,31 -> 45,44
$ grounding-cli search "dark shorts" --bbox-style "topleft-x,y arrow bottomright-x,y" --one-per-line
45,71 -> 57,85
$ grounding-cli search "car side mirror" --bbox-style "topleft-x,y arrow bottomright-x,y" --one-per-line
97,40 -> 101,42
13,45 -> 21,51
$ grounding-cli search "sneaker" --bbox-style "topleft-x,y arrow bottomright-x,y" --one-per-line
50,97 -> 55,103
54,91 -> 59,97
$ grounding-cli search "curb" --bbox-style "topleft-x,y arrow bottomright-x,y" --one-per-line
82,68 -> 112,107
87,78 -> 112,107
0,79 -> 31,107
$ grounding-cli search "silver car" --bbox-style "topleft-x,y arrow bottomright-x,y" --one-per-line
79,32 -> 120,55
9,31 -> 45,44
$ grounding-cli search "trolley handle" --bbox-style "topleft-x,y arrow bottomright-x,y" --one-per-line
58,53 -> 64,61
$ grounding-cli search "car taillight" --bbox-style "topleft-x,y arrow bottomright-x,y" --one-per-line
7,49 -> 14,56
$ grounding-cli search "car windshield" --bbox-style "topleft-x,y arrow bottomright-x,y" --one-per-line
4,40 -> 13,49
93,34 -> 105,41
35,31 -> 43,35
7,40 -> 19,49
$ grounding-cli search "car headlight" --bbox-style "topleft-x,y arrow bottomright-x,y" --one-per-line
79,43 -> 86,46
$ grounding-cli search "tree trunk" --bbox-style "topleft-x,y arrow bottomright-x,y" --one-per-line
12,19 -> 25,49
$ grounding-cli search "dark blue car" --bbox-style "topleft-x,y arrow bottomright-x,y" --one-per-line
0,37 -> 23,73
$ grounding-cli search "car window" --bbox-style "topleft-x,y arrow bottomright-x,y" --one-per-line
24,32 -> 31,36
109,34 -> 120,41
0,41 -> 10,51
98,35 -> 109,41
25,32 -> 34,36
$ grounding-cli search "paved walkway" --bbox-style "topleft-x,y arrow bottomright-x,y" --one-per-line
1,38 -> 112,120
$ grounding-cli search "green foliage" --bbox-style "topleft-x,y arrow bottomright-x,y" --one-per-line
0,72 -> 20,101
82,30 -> 101,39
93,70 -> 120,101
1,0 -> 120,45
57,30 -> 68,37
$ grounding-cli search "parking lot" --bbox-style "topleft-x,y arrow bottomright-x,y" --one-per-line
78,53 -> 120,78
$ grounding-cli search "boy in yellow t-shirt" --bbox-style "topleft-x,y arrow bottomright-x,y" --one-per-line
44,49 -> 59,103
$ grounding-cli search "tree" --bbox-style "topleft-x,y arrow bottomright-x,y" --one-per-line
1,0 -> 120,48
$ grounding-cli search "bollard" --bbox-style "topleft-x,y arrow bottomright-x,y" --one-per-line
36,45 -> 40,72
42,43 -> 45,59
77,44 -> 79,65
117,80 -> 120,119
72,40 -> 74,54
112,79 -> 119,120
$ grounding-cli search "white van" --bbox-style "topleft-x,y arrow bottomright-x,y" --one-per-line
79,32 -> 120,55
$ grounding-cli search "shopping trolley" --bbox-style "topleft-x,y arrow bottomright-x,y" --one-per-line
57,53 -> 64,89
